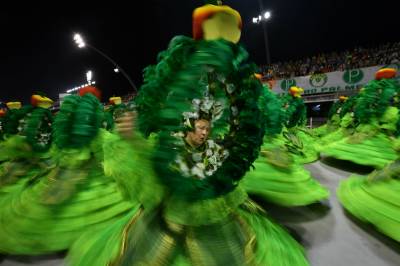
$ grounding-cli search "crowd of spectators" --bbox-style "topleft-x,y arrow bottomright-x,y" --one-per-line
261,42 -> 400,79
121,92 -> 135,103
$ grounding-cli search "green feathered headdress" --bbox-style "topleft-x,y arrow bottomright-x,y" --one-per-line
281,94 -> 307,128
259,86 -> 284,136
135,36 -> 265,200
53,93 -> 103,149
328,97 -> 348,119
3,105 -> 34,135
355,79 -> 400,123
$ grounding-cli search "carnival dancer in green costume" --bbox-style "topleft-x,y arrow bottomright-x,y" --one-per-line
321,68 -> 400,169
314,94 -> 360,151
242,82 -> 329,207
333,71 -> 400,238
0,101 -> 25,152
279,86 -> 319,164
67,2 -> 309,266
104,96 -> 128,130
313,95 -> 349,138
0,86 -> 138,255
0,95 -> 54,197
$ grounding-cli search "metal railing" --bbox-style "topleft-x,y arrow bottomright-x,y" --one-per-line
303,91 -> 357,103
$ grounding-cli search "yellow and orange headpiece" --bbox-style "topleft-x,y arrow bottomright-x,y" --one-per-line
6,102 -> 22,110
31,95 -> 54,109
0,109 -> 6,117
375,68 -> 397,80
289,86 -> 304,98
78,86 -> 102,100
193,3 -> 242,43
109,96 -> 122,105
254,73 -> 263,81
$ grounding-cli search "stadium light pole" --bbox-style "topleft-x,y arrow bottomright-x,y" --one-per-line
73,33 -> 138,92
252,1 -> 272,65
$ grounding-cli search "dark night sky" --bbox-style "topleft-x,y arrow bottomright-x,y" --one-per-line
0,0 -> 398,104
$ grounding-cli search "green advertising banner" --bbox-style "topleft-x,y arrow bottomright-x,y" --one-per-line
272,65 -> 398,95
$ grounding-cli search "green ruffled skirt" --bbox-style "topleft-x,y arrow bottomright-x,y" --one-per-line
0,163 -> 137,255
294,129 -> 320,164
321,133 -> 397,169
280,128 -> 319,164
242,139 -> 329,206
67,189 -> 309,266
337,164 -> 400,241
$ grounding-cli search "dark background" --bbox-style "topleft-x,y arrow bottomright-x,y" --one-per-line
1,0 -> 398,103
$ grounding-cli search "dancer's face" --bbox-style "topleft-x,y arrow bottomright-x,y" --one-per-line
186,119 -> 211,148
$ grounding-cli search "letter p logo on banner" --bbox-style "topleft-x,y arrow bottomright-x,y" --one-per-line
343,69 -> 364,84
280,79 -> 296,91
